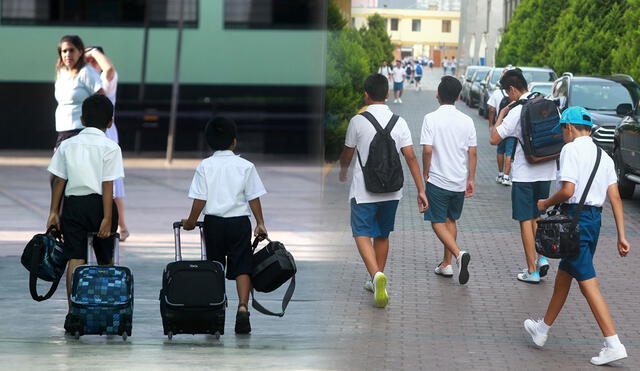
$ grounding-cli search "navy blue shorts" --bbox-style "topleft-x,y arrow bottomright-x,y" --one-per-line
512,181 -> 551,221
424,182 -> 465,223
393,82 -> 404,91
558,205 -> 601,281
350,198 -> 399,238
497,137 -> 517,157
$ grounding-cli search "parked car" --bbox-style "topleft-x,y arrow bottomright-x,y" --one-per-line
519,67 -> 557,86
468,68 -> 491,108
478,67 -> 503,118
613,106 -> 640,198
528,82 -> 553,97
461,66 -> 488,104
550,73 -> 640,154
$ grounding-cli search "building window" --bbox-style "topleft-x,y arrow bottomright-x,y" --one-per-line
411,19 -> 421,32
390,18 -> 399,31
442,20 -> 451,33
224,0 -> 323,29
1,0 -> 198,28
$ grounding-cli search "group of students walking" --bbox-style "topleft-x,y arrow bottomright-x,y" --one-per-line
377,59 -> 425,104
340,68 -> 630,366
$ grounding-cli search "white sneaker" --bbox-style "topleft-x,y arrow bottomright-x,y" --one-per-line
524,319 -> 548,347
501,175 -> 512,186
495,174 -> 503,184
590,343 -> 627,365
434,264 -> 453,277
393,99 -> 398,104
398,98 -> 403,104
456,251 -> 470,284
363,279 -> 374,293
373,272 -> 389,308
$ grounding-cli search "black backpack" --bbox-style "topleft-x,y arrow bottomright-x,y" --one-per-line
515,92 -> 563,163
357,112 -> 404,193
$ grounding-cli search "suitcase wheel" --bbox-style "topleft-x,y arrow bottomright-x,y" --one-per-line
122,333 -> 128,341
167,331 -> 173,340
74,331 -> 80,340
214,331 -> 220,340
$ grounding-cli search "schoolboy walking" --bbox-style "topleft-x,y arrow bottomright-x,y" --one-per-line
524,107 -> 630,366
391,61 -> 405,104
181,117 -> 267,334
46,94 -> 123,330
421,76 -> 476,284
414,61 -> 423,91
339,73 -> 428,308
489,68 -> 552,284
487,80 -> 515,186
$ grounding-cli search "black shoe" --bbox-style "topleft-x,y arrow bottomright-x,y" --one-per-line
235,311 -> 251,334
64,313 -> 74,334
64,313 -> 81,335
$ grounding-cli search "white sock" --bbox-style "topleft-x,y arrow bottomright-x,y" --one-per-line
605,334 -> 623,349
499,172 -> 504,177
537,320 -> 550,335
503,174 -> 510,180
372,271 -> 382,281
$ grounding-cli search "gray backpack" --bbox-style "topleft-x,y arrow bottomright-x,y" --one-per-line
357,112 -> 404,193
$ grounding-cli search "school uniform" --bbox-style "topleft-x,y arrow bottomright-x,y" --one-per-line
488,89 -> 516,156
420,105 -> 477,223
188,150 -> 266,279
496,92 -> 557,221
344,104 -> 412,238
556,136 -> 617,281
47,127 -> 124,263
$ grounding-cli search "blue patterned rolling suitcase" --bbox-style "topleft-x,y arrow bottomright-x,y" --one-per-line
67,233 -> 134,340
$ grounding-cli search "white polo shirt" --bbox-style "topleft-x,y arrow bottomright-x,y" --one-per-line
48,127 -> 124,196
377,66 -> 391,78
344,104 -> 413,204
420,105 -> 477,192
188,151 -> 267,218
558,136 -> 617,207
487,89 -> 507,109
496,92 -> 557,182
392,67 -> 405,83
54,65 -> 103,132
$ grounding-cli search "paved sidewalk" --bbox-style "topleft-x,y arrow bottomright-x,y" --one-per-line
322,72 -> 640,369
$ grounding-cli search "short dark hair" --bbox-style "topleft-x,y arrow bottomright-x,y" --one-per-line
81,94 -> 113,128
364,74 -> 389,102
437,76 -> 462,104
562,123 -> 592,132
205,117 -> 237,151
499,69 -> 527,91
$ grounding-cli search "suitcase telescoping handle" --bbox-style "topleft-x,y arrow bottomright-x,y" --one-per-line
87,232 -> 120,265
172,221 -> 206,262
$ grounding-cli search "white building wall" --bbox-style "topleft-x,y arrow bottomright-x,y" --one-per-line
458,0 -> 503,67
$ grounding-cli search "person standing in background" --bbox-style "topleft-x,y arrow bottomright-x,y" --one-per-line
85,46 -> 130,241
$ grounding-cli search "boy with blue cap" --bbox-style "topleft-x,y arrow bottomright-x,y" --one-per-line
523,106 -> 630,366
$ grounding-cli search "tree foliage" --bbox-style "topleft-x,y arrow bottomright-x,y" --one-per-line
496,0 -> 640,81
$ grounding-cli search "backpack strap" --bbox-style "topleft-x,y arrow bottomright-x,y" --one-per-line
250,276 -> 295,317
570,147 -> 602,227
29,238 -> 60,302
357,112 -> 399,169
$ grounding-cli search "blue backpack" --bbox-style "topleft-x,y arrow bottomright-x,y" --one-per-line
513,92 -> 563,163
416,65 -> 423,75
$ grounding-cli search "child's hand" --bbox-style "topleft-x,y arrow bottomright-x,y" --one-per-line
618,237 -> 630,257
339,167 -> 348,182
537,199 -> 547,211
464,180 -> 475,198
47,213 -> 60,231
98,218 -> 111,238
417,192 -> 428,213
254,224 -> 268,240
181,219 -> 196,231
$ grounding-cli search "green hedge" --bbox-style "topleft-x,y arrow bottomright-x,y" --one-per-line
324,2 -> 394,162
496,0 -> 640,79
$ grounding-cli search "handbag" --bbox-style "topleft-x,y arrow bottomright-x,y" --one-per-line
250,235 -> 296,317
535,147 -> 602,259
21,226 -> 68,301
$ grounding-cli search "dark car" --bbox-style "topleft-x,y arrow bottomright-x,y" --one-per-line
613,101 -> 640,198
478,67 -> 503,117
468,68 -> 491,108
461,66 -> 489,105
550,73 -> 640,154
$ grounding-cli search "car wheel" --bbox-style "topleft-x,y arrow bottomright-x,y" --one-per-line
615,148 -> 635,199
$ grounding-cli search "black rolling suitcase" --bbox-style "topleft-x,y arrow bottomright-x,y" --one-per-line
160,221 -> 226,339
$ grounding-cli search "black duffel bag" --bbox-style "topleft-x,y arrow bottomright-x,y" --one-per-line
536,147 -> 601,259
250,235 -> 296,317
21,226 -> 68,301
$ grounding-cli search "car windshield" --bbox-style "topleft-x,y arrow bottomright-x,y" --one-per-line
531,85 -> 552,96
465,67 -> 479,80
570,82 -> 636,111
490,70 -> 501,84
521,70 -> 556,83
474,70 -> 489,81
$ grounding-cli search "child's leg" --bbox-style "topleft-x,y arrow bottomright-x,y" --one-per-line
579,277 -> 617,337
518,219 -> 538,273
504,155 -> 512,175
114,197 -> 127,232
441,218 -> 457,266
66,258 -> 86,309
431,222 -> 461,258
543,269 -> 573,326
235,274 -> 251,311
496,153 -> 504,173
373,237 -> 389,272
355,236 -> 380,276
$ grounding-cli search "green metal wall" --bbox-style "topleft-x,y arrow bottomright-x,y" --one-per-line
0,1 -> 327,85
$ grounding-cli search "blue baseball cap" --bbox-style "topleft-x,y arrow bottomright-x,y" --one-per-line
553,106 -> 593,133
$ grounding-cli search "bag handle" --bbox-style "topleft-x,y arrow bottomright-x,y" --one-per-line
87,232 -> 120,265
570,147 -> 602,227
28,233 -> 60,302
250,276 -> 295,317
172,221 -> 206,261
